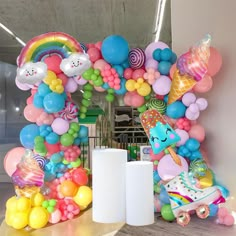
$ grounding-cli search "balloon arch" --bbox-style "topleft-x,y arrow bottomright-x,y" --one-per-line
4,32 -> 234,229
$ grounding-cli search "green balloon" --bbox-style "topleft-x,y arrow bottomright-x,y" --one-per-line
82,99 -> 91,107
83,83 -> 94,91
47,206 -> 54,213
106,94 -> 115,102
91,74 -> 98,81
93,78 -> 103,87
70,122 -> 80,132
34,143 -> 47,156
94,69 -> 100,75
137,105 -> 147,113
107,88 -> 114,94
83,91 -> 92,99
49,199 -> 56,207
80,113 -> 86,119
161,204 -> 175,221
82,68 -> 93,80
80,106 -> 87,114
34,136 -> 44,144
71,158 -> 81,168
42,201 -> 49,208
60,133 -> 74,146
154,184 -> 161,194
144,94 -> 151,100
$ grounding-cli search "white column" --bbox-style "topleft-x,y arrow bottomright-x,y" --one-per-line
92,148 -> 127,223
126,161 -> 154,226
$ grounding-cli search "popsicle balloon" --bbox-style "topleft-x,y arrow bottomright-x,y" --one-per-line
176,34 -> 211,81
140,109 -> 182,165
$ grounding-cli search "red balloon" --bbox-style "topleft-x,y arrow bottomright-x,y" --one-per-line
87,47 -> 101,62
71,168 -> 88,186
57,73 -> 68,86
132,68 -> 145,80
45,142 -> 60,156
44,55 -> 62,74
123,68 -> 133,80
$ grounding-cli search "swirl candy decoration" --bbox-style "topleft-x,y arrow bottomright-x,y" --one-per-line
128,48 -> 146,69
147,98 -> 167,114
57,101 -> 79,121
17,32 -> 83,67
176,34 -> 211,81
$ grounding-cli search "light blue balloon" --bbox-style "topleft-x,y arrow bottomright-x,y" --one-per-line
101,35 -> 129,65
185,138 -> 200,152
158,61 -> 172,75
78,125 -> 88,138
38,83 -> 51,96
112,65 -> 124,77
121,60 -> 130,69
20,124 -> 40,149
46,132 -> 59,144
102,82 -> 109,90
33,93 -> 44,108
43,92 -> 65,113
115,78 -> 127,95
51,153 -> 63,163
166,101 -> 186,119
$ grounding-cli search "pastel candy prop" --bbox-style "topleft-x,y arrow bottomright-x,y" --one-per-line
176,34 -> 211,81
140,109 -> 181,165
17,32 -> 83,67
147,98 -> 167,114
168,70 -> 196,104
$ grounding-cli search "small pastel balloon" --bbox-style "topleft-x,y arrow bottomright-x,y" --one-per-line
185,109 -> 200,120
193,74 -> 213,93
65,78 -> 78,93
196,98 -> 208,110
161,204 -> 175,221
59,180 -> 78,197
145,58 -> 158,70
28,206 -> 49,229
223,215 -> 235,226
152,75 -> 171,96
182,92 -> 196,107
189,124 -> 205,142
49,209 -> 62,224
207,47 -> 222,77
175,129 -> 189,146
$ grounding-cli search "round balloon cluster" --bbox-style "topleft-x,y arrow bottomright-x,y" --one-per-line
4,31 -> 233,229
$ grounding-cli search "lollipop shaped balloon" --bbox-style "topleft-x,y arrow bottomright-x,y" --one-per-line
176,34 -> 211,81
140,109 -> 181,165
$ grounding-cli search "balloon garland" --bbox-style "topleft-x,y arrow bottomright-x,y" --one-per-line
3,31 -> 233,230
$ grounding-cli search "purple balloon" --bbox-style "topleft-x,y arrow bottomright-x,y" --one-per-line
196,98 -> 208,110
145,58 -> 158,70
188,103 -> 199,113
65,78 -> 78,93
175,129 -> 189,147
185,109 -> 200,120
157,154 -> 189,181
152,75 -> 171,95
182,92 -> 196,106
145,41 -> 169,60
51,118 -> 70,135
73,75 -> 88,85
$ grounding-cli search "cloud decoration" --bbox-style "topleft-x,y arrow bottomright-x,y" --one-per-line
60,53 -> 92,77
16,62 -> 47,85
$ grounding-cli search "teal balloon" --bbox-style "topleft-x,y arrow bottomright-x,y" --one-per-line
43,92 -> 65,113
166,101 -> 186,119
20,124 -> 40,149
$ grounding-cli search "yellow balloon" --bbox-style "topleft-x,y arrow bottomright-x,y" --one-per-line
198,169 -> 213,188
17,196 -> 31,212
11,212 -> 29,230
6,196 -> 17,211
125,79 -> 136,91
29,206 -> 49,229
43,70 -> 57,84
5,210 -> 14,226
73,186 -> 92,207
137,82 -> 151,96
31,192 -> 45,207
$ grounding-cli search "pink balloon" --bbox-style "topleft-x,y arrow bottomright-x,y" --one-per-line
51,118 -> 70,135
123,68 -> 133,80
95,41 -> 103,50
145,41 -> 169,60
49,209 -> 62,224
24,104 -> 44,122
193,75 -> 213,93
152,75 -> 171,95
65,78 -> 78,93
44,54 -> 62,74
93,59 -> 109,71
169,64 -> 177,79
150,149 -> 165,161
189,124 -> 205,142
57,73 -> 69,86
73,76 -> 88,85
87,47 -> 102,63
26,95 -> 34,105
175,129 -> 189,146
208,47 -> 222,77
94,86 -> 106,92
157,154 -> 189,181
123,91 -> 144,107
4,147 -> 25,176
223,215 -> 235,226
132,68 -> 145,80
145,58 -> 158,70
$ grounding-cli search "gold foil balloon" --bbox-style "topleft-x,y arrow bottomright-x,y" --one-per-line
168,70 -> 196,104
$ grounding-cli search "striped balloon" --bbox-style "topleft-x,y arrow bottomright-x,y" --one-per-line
33,154 -> 47,170
128,48 -> 145,69
147,98 -> 167,114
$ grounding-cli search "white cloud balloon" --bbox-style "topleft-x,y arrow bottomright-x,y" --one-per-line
60,53 -> 91,77
16,62 -> 47,85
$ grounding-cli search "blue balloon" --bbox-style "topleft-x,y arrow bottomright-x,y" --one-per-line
20,124 -> 40,149
43,92 -> 65,113
112,65 -> 124,77
51,153 -> 63,163
209,204 -> 219,217
158,61 -> 172,75
101,35 -> 129,65
33,93 -> 44,109
115,78 -> 127,95
46,132 -> 59,144
78,125 -> 88,138
166,101 -> 186,119
121,60 -> 130,69
73,137 -> 81,146
171,52 -> 177,64
152,48 -> 161,61
185,138 -> 200,152
102,82 -> 109,90
80,137 -> 89,144
38,83 -> 51,97
160,48 -> 172,61
153,171 -> 161,183
159,188 -> 170,204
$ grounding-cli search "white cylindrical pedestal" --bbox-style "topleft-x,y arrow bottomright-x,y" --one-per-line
92,148 -> 127,223
126,161 -> 154,226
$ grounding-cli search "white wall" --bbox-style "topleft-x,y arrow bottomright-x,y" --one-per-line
171,0 -> 236,200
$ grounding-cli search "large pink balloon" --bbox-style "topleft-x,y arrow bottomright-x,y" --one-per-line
189,124 -> 205,142
4,147 -> 25,176
193,75 -> 213,93
157,154 -> 189,181
24,104 -> 44,122
145,41 -> 169,60
208,47 -> 222,77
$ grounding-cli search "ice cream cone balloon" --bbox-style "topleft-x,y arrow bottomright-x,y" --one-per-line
176,34 -> 211,81
168,69 -> 196,104
140,109 -> 182,165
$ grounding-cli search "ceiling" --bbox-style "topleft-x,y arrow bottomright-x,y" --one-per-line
0,0 -> 171,65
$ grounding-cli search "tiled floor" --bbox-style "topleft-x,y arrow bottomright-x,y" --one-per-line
1,183 -> 236,236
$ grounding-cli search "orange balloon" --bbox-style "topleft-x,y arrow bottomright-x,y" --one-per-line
193,75 -> 213,93
59,180 -> 78,197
